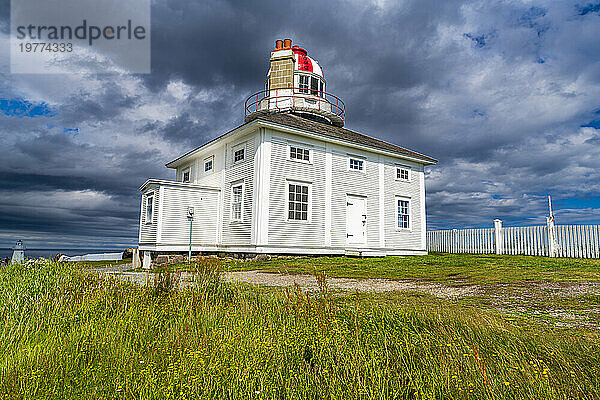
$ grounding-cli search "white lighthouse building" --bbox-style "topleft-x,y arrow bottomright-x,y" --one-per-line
138,39 -> 436,267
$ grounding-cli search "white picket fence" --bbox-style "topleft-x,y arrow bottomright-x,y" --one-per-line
428,228 -> 496,254
427,223 -> 600,258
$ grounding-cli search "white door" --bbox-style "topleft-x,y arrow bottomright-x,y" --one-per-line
346,195 -> 367,245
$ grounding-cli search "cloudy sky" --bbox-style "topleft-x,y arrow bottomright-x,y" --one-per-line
1,0 -> 599,249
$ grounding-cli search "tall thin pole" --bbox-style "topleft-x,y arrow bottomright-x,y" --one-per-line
189,218 -> 192,264
547,195 -> 558,257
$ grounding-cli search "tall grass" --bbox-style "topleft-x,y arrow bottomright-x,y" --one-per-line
1,259 -> 599,399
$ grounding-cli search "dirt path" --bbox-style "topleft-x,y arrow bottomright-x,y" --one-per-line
225,270 -> 479,297
94,266 -> 478,298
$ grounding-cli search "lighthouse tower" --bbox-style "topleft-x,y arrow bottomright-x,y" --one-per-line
245,39 -> 345,127
11,240 -> 25,264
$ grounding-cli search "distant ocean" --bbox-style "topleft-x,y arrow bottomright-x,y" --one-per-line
0,248 -> 124,261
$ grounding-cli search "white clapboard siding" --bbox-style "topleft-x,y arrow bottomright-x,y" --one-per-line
221,134 -> 256,246
139,184 -> 160,244
267,133 -> 327,248
427,224 -> 600,258
160,186 -> 220,245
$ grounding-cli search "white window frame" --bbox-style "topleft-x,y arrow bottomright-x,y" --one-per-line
395,196 -> 411,231
286,180 -> 312,223
181,167 -> 191,183
396,165 -> 411,182
230,181 -> 244,222
287,142 -> 312,164
299,75 -> 310,94
204,156 -> 214,173
145,193 -> 154,225
232,143 -> 246,164
348,155 -> 366,173
310,76 -> 319,96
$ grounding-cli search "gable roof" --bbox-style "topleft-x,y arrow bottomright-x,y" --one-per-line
166,112 -> 436,167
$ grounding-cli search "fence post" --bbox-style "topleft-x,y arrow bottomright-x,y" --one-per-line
546,217 -> 558,257
494,219 -> 503,255
132,248 -> 141,269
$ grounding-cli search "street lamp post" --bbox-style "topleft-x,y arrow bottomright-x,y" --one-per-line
187,207 -> 194,264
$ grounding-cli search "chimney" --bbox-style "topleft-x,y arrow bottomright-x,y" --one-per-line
269,38 -> 295,90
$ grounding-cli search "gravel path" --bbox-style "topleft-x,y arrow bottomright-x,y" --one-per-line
92,265 -> 478,298
225,270 -> 478,297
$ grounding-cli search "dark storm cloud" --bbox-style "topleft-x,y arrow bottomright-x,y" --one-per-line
1,0 -> 600,248
59,81 -> 141,124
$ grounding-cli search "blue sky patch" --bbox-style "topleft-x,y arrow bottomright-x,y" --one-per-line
581,119 -> 600,129
556,196 -> 600,210
463,33 -> 487,48
578,3 -> 600,15
0,98 -> 54,118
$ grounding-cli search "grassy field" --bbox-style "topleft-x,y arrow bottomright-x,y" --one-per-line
2,256 -> 600,399
215,253 -> 600,284
70,258 -> 132,268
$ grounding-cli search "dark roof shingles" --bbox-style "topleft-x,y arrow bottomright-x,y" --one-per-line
257,112 -> 437,163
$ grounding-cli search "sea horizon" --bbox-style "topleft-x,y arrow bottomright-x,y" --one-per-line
0,247 -> 128,260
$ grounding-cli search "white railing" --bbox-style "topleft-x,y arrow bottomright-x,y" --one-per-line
427,221 -> 600,258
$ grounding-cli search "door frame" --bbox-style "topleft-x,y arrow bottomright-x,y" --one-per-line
346,194 -> 367,245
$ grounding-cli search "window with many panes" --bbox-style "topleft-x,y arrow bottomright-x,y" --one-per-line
182,168 -> 190,183
349,158 -> 364,171
145,195 -> 154,224
231,184 -> 243,221
234,147 -> 245,163
290,146 -> 310,162
288,183 -> 309,221
396,198 -> 410,229
310,76 -> 319,96
396,166 -> 410,181
299,75 -> 309,94
319,81 -> 325,98
204,157 -> 213,172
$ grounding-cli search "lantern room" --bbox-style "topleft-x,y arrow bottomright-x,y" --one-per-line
245,39 -> 345,127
